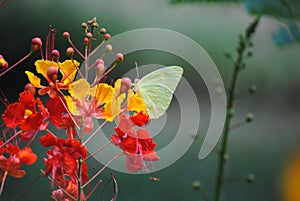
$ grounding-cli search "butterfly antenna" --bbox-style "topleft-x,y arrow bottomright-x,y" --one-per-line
135,61 -> 140,79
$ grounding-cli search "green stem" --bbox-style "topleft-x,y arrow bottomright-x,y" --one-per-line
77,157 -> 82,201
214,17 -> 260,201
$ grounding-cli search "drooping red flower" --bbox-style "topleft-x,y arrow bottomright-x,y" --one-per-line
46,96 -> 77,138
111,113 -> 159,172
2,91 -> 49,141
39,133 -> 88,186
0,143 -> 37,180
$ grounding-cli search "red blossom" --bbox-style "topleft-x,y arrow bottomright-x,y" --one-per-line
39,133 -> 88,185
2,91 -> 49,141
111,113 -> 159,172
46,96 -> 77,138
130,111 -> 149,127
0,144 -> 37,180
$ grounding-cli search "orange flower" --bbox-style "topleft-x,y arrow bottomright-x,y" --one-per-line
25,59 -> 79,98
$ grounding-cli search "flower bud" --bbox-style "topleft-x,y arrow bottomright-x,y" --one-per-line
86,32 -> 93,39
245,113 -> 254,123
104,33 -> 111,40
192,180 -> 201,190
66,47 -> 74,58
100,27 -> 106,34
246,174 -> 255,183
63,32 -> 70,38
115,53 -> 124,63
31,37 -> 42,52
105,44 -> 112,52
51,49 -> 60,61
96,63 -> 105,76
47,66 -> 58,82
81,22 -> 88,29
24,83 -> 36,95
120,77 -> 132,93
84,37 -> 89,46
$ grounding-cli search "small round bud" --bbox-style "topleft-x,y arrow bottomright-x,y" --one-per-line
92,22 -> 99,28
223,153 -> 229,161
24,83 -> 36,95
245,113 -> 254,123
63,32 -> 70,38
192,180 -> 201,190
105,44 -> 112,52
246,174 -> 255,183
31,37 -> 42,52
51,49 -> 60,61
86,32 -> 93,39
120,77 -> 132,94
81,22 -> 88,29
96,58 -> 105,65
248,84 -> 257,94
96,63 -> 105,76
115,53 -> 124,63
66,47 -> 74,58
100,28 -> 106,34
83,37 -> 89,46
228,108 -> 235,118
47,66 -> 58,82
104,33 -> 111,40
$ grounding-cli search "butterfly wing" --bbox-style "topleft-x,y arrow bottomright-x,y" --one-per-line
136,66 -> 183,119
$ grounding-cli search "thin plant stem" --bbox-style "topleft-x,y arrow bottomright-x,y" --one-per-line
40,170 -> 77,201
85,179 -> 102,200
0,131 -> 20,149
82,120 -> 107,146
82,152 -> 124,189
68,38 -> 85,59
0,171 -> 8,197
83,141 -> 112,162
12,172 -> 44,201
77,157 -> 82,201
0,52 -> 32,77
214,17 -> 260,201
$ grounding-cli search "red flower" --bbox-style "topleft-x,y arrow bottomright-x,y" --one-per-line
46,96 -> 77,138
2,91 -> 49,141
0,143 -> 37,180
130,111 -> 149,127
51,179 -> 86,201
111,113 -> 159,172
39,133 -> 88,185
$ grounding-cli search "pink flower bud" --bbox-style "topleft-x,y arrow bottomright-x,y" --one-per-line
115,53 -> 124,62
84,37 -> 89,46
120,77 -> 132,93
104,33 -> 111,40
24,83 -> 36,95
96,63 -> 105,76
47,66 -> 58,82
105,44 -> 112,52
66,47 -> 74,57
63,32 -> 70,38
51,49 -> 60,61
0,54 -> 8,69
31,37 -> 42,52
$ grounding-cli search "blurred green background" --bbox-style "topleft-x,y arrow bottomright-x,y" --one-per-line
1,0 -> 300,201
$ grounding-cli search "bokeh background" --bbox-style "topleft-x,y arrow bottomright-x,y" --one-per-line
1,0 -> 300,201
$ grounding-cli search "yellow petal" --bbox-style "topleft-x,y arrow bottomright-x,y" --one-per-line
69,78 -> 90,100
92,83 -> 113,105
65,95 -> 80,115
35,60 -> 58,80
60,60 -> 79,85
103,93 -> 125,122
128,89 -> 146,112
25,71 -> 42,88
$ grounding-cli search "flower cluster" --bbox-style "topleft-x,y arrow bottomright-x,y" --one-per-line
0,18 -> 160,200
